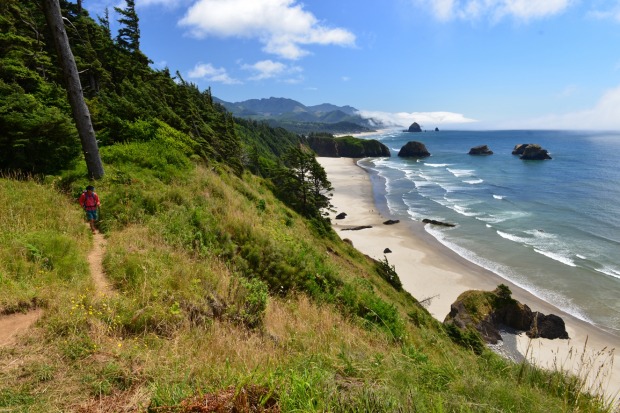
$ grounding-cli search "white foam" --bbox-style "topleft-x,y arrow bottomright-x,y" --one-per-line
448,204 -> 479,217
493,195 -> 504,200
425,163 -> 450,168
533,248 -> 577,267
424,226 -> 593,324
524,229 -> 557,239
595,266 -> 620,280
497,230 -> 529,244
576,254 -> 587,259
447,168 -> 475,178
464,179 -> 484,185
477,211 -> 529,224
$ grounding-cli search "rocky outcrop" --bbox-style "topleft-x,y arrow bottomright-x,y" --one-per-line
408,122 -> 422,132
335,212 -> 347,220
468,145 -> 493,155
521,144 -> 552,160
341,225 -> 372,231
307,136 -> 339,157
383,248 -> 392,254
512,144 -> 552,160
383,219 -> 400,225
307,135 -> 390,157
398,141 -> 430,158
444,285 -> 569,344
422,218 -> 455,227
529,312 -> 569,339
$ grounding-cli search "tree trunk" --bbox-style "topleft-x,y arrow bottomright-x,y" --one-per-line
42,0 -> 104,179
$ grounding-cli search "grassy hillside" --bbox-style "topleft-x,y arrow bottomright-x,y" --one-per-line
0,141 -> 614,412
0,1 -> 616,411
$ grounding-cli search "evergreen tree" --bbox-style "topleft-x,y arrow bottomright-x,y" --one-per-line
114,0 -> 139,52
278,146 -> 333,217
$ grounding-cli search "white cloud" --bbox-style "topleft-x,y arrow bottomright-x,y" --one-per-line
241,59 -> 302,82
178,0 -> 356,60
556,84 -> 579,99
587,3 -> 620,22
414,0 -> 572,22
503,84 -> 620,130
358,110 -> 477,128
187,63 -> 241,84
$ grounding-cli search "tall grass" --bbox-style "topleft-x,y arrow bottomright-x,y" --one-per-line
0,143 -> 617,411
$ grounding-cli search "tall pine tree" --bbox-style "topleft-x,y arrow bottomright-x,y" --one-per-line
114,0 -> 139,52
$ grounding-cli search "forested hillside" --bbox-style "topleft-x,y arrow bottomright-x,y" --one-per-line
0,1 -> 615,412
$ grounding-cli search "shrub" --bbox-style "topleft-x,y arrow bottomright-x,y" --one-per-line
227,276 -> 268,329
375,256 -> 403,291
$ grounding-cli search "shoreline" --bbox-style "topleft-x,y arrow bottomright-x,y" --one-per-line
318,156 -> 620,404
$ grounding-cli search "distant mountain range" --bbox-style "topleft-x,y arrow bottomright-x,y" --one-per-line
213,96 -> 380,135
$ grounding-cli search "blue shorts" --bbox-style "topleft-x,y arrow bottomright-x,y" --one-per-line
85,209 -> 98,221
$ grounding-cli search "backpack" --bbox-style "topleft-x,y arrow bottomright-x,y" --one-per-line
82,191 -> 98,210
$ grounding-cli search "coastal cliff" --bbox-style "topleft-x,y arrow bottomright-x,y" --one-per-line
307,135 -> 391,157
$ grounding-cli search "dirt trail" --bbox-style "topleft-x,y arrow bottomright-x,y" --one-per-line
0,229 -> 112,348
89,231 -> 113,297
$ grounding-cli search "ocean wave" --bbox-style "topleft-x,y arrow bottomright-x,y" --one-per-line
424,226 -> 593,324
450,204 -> 481,217
534,249 -> 577,267
447,168 -> 475,178
493,195 -> 504,200
496,230 -> 530,244
425,163 -> 451,168
524,229 -> 556,239
464,179 -> 484,185
595,266 -> 620,280
477,211 -> 530,224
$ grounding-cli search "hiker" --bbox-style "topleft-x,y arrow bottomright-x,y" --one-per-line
79,185 -> 101,233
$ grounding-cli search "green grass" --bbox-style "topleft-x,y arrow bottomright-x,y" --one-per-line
0,147 -> 617,412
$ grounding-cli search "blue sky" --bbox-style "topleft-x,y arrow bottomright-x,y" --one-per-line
89,0 -> 620,130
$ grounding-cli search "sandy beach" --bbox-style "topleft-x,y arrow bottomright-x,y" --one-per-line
319,156 -> 620,406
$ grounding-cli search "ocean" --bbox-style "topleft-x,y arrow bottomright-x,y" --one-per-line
357,129 -> 620,337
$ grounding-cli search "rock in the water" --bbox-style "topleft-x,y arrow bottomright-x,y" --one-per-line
407,122 -> 422,132
398,141 -> 430,158
335,212 -> 347,220
512,144 -> 531,155
383,248 -> 392,254
422,218 -> 455,227
383,219 -> 400,225
469,145 -> 494,155
512,143 -> 552,160
520,144 -> 552,160
435,127 -> 439,132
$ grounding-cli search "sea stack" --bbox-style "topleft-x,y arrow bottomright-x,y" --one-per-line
407,122 -> 422,132
398,141 -> 430,157
468,145 -> 493,155
512,144 -> 552,160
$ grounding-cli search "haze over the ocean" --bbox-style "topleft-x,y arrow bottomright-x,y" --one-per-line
92,0 -> 620,130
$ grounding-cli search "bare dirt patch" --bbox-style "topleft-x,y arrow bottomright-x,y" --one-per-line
153,385 -> 280,412
0,309 -> 43,347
